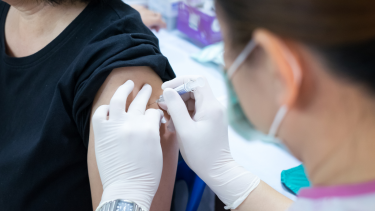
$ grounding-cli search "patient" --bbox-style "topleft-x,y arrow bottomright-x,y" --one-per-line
0,0 -> 178,210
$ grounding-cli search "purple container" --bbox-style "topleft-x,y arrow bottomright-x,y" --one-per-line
177,2 -> 222,47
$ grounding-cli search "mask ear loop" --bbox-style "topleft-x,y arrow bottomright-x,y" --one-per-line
267,45 -> 302,138
227,40 -> 257,79
268,105 -> 288,138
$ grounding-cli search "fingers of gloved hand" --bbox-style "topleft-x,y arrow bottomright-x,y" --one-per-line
92,105 -> 110,124
191,77 -> 216,103
158,92 -> 191,111
109,80 -> 134,119
157,101 -> 168,111
162,76 -> 215,111
145,109 -> 164,128
161,75 -> 202,90
163,88 -> 193,130
127,84 -> 152,115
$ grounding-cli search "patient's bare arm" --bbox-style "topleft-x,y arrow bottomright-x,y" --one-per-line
87,66 -> 178,211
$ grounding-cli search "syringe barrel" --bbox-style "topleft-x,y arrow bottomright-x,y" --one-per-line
156,78 -> 205,103
174,84 -> 190,95
186,77 -> 205,91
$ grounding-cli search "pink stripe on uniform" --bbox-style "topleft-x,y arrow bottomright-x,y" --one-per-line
298,180 -> 375,199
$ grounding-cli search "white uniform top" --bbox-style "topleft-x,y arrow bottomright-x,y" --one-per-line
288,180 -> 375,210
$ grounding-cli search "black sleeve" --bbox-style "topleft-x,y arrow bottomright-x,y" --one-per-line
71,21 -> 175,148
0,2 -> 9,17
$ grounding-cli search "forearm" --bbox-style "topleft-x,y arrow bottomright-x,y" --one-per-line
233,181 -> 292,211
150,123 -> 178,211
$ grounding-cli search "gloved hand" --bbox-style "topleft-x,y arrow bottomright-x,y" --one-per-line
93,80 -> 164,211
159,76 -> 260,209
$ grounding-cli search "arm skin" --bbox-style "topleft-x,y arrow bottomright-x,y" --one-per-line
233,181 -> 293,211
87,66 -> 179,210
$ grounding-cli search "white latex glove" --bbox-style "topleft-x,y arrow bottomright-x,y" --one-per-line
159,76 -> 260,210
93,80 -> 164,211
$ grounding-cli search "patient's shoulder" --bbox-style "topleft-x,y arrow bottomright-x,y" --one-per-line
88,0 -> 151,38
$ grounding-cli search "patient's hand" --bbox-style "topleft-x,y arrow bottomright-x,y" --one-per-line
131,5 -> 167,32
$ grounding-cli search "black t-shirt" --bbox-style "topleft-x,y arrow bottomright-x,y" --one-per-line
0,0 -> 175,210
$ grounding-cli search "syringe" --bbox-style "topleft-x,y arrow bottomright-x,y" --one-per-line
156,77 -> 205,103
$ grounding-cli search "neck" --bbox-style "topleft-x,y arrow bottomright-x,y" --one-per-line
8,1 -> 87,35
4,0 -> 87,57
304,90 -> 375,187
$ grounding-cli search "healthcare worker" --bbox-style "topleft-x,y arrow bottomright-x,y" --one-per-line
93,0 -> 375,210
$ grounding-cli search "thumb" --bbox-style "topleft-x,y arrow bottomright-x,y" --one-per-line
163,88 -> 193,130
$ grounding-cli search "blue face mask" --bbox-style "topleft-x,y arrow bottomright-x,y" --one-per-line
224,40 -> 289,145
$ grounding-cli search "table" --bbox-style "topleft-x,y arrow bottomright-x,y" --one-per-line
155,30 -> 301,201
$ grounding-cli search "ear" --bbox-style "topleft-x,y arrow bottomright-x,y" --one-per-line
253,29 -> 302,107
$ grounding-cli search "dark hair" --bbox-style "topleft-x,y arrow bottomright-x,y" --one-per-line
216,0 -> 375,93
